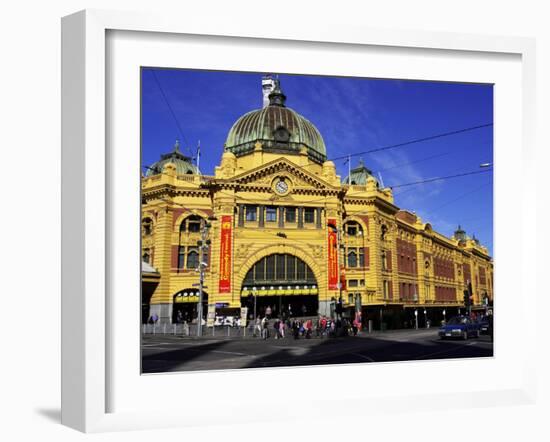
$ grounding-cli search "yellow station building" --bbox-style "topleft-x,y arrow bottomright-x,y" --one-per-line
141,77 -> 493,328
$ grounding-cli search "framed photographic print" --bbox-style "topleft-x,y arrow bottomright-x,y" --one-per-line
61,9 -> 537,433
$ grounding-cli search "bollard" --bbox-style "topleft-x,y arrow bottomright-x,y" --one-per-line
212,326 -> 215,337
153,324 -> 156,335
227,326 -> 230,337
163,324 -> 166,335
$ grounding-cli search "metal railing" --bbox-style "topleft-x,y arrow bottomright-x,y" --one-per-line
141,323 -> 253,338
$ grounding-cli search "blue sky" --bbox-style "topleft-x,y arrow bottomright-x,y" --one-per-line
141,68 -> 493,255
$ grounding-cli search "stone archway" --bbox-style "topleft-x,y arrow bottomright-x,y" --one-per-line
234,244 -> 325,295
235,244 -> 326,318
172,288 -> 209,324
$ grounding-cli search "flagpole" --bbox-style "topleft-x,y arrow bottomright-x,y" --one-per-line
197,140 -> 201,173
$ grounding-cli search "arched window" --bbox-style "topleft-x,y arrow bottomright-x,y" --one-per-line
347,250 -> 358,268
178,246 -> 185,269
180,215 -> 202,233
381,251 -> 388,271
186,249 -> 199,269
243,254 -> 315,285
142,249 -> 150,263
344,221 -> 363,236
142,217 -> 153,236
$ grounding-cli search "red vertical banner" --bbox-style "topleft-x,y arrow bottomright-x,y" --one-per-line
218,215 -> 233,293
327,218 -> 339,290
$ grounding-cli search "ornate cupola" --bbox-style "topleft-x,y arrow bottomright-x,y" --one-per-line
344,158 -> 379,186
224,78 -> 327,164
454,225 -> 467,242
145,139 -> 199,177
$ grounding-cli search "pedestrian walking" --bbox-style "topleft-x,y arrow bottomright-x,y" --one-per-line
279,319 -> 285,339
292,320 -> 300,339
320,316 -> 327,337
262,317 -> 270,339
273,318 -> 280,339
255,317 -> 261,337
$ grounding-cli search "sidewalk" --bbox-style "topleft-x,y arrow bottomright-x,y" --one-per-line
142,324 -> 437,341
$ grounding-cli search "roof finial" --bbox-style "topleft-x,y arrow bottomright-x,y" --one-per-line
359,157 -> 364,167
268,79 -> 287,107
174,138 -> 180,152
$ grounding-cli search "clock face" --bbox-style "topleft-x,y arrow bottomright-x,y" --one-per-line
275,179 -> 289,194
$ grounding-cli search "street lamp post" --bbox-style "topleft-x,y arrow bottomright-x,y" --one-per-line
196,218 -> 214,337
414,309 -> 418,330
253,287 -> 257,325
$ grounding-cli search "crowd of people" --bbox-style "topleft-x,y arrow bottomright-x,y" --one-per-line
253,315 -> 360,340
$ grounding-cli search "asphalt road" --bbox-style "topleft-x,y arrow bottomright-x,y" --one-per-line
141,329 -> 493,373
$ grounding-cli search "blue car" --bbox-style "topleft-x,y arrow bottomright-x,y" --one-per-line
476,315 -> 491,335
438,316 -> 480,340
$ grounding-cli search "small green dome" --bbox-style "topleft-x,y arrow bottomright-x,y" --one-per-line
145,140 -> 199,176
343,159 -> 378,186
224,80 -> 327,164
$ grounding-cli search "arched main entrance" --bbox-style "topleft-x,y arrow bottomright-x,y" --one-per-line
241,253 -> 318,320
172,289 -> 209,323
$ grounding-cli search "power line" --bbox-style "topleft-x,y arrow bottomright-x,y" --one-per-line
389,168 -> 492,189
377,150 -> 454,173
331,123 -> 493,161
424,181 -> 492,214
149,69 -> 192,156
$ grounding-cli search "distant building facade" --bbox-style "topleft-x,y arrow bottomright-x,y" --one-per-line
141,79 -> 493,327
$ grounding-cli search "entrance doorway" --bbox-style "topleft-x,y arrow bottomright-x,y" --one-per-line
173,289 -> 208,323
240,253 -> 319,320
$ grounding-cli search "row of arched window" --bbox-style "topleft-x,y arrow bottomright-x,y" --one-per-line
142,214 -> 206,237
143,214 -> 367,237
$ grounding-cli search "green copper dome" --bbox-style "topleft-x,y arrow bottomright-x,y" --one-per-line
145,140 -> 199,177
224,80 -> 327,164
343,159 -> 378,186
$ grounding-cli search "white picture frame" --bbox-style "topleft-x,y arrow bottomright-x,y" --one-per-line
61,9 -> 537,433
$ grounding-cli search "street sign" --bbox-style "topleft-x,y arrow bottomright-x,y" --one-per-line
240,307 -> 248,325
206,304 -> 216,327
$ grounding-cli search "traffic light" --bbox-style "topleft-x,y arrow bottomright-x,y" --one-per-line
467,282 -> 474,307
335,297 -> 343,315
463,290 -> 470,307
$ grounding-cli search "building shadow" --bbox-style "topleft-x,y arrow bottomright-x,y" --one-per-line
142,339 -> 231,373
243,334 -> 493,369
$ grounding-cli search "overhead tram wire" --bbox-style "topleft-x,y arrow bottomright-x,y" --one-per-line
388,168 -> 492,189
423,181 -> 492,214
330,123 -> 493,162
149,69 -> 192,156
376,150 -> 455,173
